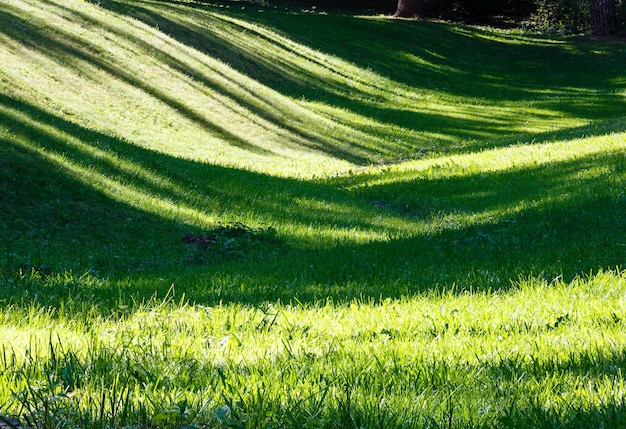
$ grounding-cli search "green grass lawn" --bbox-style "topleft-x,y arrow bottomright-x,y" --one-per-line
1,0 -> 626,427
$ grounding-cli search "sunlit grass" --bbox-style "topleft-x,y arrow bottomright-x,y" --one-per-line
2,0 -> 624,176
2,271 -> 626,428
1,0 -> 626,427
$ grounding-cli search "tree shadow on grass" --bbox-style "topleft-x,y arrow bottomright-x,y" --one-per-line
347,152 -> 626,287
0,92 -> 381,275
1,93 -> 625,309
6,0 -> 625,167
0,99 -> 197,276
2,0 -> 394,164
95,0 -> 626,158
0,5 -> 280,157
236,9 -> 626,108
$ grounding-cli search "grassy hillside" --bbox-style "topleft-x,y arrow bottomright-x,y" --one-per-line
1,0 -> 626,427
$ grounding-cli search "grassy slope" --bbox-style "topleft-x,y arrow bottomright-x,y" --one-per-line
1,0 -> 626,427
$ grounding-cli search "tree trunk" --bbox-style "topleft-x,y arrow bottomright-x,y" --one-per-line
393,0 -> 422,18
592,0 -> 616,36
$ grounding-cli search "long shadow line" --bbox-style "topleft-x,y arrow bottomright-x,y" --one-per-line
1,4 -> 275,156
112,0 -> 626,151
220,7 -> 626,118
28,0 -> 626,165
101,0 -> 529,159
40,0 -> 386,164
0,93 -> 410,239
101,0 -> 382,163
1,90 -> 625,305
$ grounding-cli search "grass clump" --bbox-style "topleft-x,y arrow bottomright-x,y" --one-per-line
3,272 -> 626,428
182,222 -> 279,264
0,0 -> 626,427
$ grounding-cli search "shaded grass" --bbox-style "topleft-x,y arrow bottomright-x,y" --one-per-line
3,272 -> 626,428
1,0 -> 626,427
106,0 -> 626,153
1,89 -> 625,307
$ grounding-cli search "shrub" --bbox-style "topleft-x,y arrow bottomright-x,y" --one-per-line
528,0 -> 625,35
528,0 -> 592,34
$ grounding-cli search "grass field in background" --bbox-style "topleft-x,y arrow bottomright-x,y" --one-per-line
1,0 -> 626,427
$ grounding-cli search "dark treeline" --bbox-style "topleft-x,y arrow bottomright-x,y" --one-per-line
257,0 -> 624,34
276,0 -> 536,22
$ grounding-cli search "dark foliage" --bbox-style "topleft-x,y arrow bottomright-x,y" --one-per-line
528,0 -> 624,34
420,0 -> 536,22
270,0 -> 536,21
199,0 -> 624,33
182,223 -> 278,264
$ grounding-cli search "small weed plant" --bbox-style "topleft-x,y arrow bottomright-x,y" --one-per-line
182,222 -> 278,264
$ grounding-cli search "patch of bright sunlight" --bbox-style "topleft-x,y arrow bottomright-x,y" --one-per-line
1,103 -> 217,226
0,0 -> 355,177
0,324 -> 88,361
3,0 -> 596,180
348,128 -> 626,187
7,269 -> 625,369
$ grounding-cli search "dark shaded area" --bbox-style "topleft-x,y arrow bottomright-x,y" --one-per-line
1,92 -> 624,309
0,0 -> 624,307
95,0 -> 626,158
419,0 -> 537,23
192,0 -> 537,22
181,222 -> 278,264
